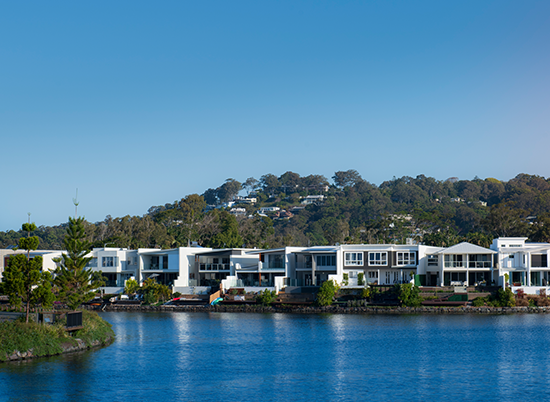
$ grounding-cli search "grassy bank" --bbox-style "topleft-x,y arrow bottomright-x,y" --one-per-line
0,310 -> 115,362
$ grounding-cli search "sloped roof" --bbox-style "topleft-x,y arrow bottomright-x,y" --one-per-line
435,242 -> 496,255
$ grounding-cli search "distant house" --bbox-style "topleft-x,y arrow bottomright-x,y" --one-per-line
301,195 -> 325,205
259,206 -> 280,213
229,207 -> 247,216
234,196 -> 257,204
273,210 -> 293,220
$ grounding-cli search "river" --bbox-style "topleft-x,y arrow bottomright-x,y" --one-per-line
1,311 -> 550,401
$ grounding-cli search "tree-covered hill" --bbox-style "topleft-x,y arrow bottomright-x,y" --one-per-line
2,172 -> 549,250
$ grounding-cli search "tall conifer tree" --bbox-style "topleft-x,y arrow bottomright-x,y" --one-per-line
55,217 -> 103,310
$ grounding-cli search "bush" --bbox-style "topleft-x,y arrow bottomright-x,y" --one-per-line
342,274 -> 349,286
357,273 -> 364,286
395,283 -> 422,307
256,289 -> 276,306
472,297 -> 487,307
492,288 -> 516,307
316,280 -> 339,306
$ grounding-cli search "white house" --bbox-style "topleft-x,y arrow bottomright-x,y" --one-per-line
491,237 -> 550,294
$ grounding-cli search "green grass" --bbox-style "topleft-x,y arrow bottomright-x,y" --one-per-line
0,310 -> 115,362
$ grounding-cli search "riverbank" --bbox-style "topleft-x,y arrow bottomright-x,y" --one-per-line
0,310 -> 115,362
94,304 -> 550,314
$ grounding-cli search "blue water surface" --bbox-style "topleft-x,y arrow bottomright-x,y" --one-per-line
1,312 -> 550,402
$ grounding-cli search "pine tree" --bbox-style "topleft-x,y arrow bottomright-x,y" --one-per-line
55,217 -> 103,310
1,222 -> 55,322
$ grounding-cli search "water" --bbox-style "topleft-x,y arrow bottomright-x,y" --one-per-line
2,312 -> 550,401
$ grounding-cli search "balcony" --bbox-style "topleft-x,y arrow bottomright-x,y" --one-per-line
199,263 -> 230,271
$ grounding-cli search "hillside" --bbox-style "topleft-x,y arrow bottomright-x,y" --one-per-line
1,172 -> 549,250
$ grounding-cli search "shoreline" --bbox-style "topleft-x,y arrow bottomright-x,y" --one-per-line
94,304 -> 550,315
3,336 -> 114,363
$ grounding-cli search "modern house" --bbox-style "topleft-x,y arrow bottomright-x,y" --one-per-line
1,237 -> 548,296
491,237 -> 550,294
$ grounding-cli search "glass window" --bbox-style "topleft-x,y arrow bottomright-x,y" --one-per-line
396,252 -> 416,266
368,252 -> 387,266
344,252 -> 363,266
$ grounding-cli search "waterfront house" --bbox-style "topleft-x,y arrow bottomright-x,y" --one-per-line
491,237 -> 550,294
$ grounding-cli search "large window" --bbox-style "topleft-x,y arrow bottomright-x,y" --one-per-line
532,254 -> 548,268
396,252 -> 416,266
102,257 -> 115,267
444,255 -> 464,268
344,252 -> 363,266
316,255 -> 336,266
427,255 -> 439,267
369,252 -> 387,266
269,254 -> 284,269
468,254 -> 491,268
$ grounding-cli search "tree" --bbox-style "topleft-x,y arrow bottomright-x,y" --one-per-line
482,202 -> 529,237
1,222 -> 55,322
217,179 -> 242,203
333,170 -> 362,189
395,283 -> 422,307
209,211 -> 243,248
55,217 -> 103,310
316,280 -> 339,306
530,214 -> 550,243
260,174 -> 280,195
124,278 -> 139,297
243,177 -> 259,194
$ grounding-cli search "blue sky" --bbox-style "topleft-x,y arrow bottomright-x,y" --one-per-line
1,1 -> 549,231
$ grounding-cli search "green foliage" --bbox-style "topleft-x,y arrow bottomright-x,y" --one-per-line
2,222 -> 55,323
141,278 -> 172,304
342,273 -> 349,286
256,289 -> 277,306
316,280 -> 339,306
357,272 -> 364,286
395,283 -> 422,307
1,173 -> 549,250
492,288 -> 516,307
55,217 -> 102,310
0,310 -> 115,361
124,278 -> 139,296
472,297 -> 487,307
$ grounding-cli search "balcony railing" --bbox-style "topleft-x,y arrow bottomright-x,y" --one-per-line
199,263 -> 230,271
468,262 -> 492,268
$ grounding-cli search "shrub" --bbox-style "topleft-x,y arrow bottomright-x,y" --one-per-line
316,280 -> 339,306
472,297 -> 486,307
357,272 -> 364,286
395,284 -> 422,307
493,288 -> 516,307
342,274 -> 349,286
256,289 -> 276,306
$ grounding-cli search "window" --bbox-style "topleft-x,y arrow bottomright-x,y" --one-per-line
427,255 -> 439,267
368,252 -> 387,266
532,255 -> 548,268
468,254 -> 491,268
444,255 -> 464,268
344,252 -> 363,266
269,254 -> 284,269
316,255 -> 336,266
396,252 -> 416,266
367,271 -> 378,278
102,257 -> 114,267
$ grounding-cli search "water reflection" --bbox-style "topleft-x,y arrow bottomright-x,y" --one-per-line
3,312 -> 550,401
